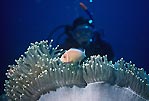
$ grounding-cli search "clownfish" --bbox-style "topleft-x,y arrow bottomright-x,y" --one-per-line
60,48 -> 86,63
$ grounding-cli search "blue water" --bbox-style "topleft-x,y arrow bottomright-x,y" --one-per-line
0,0 -> 149,95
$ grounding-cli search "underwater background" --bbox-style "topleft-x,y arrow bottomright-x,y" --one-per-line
0,0 -> 149,95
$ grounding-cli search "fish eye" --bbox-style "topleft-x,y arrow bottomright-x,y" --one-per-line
63,55 -> 66,58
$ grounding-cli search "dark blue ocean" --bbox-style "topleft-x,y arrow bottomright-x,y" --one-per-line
0,0 -> 149,95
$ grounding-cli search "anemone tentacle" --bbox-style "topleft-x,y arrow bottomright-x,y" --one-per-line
4,40 -> 149,101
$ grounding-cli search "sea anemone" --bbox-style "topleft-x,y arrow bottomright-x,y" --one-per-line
4,40 -> 149,101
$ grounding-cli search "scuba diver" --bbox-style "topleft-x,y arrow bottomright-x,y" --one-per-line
59,17 -> 114,61
47,2 -> 114,61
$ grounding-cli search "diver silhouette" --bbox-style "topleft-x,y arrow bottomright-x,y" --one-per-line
47,2 -> 114,61
59,17 -> 114,61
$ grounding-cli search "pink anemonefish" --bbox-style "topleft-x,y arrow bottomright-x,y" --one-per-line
60,48 -> 86,63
